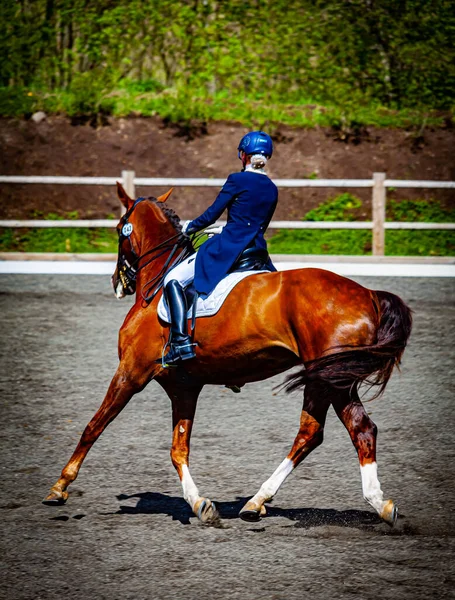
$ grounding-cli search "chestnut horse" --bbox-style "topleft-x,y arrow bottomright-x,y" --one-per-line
43,184 -> 412,526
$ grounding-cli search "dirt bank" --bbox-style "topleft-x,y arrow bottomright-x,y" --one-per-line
1,116 -> 454,220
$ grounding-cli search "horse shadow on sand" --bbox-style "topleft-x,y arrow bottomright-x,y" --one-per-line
112,491 -> 386,531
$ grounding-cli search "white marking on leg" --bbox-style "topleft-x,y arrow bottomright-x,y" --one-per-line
115,281 -> 125,299
250,458 -> 294,506
360,462 -> 386,514
181,464 -> 200,508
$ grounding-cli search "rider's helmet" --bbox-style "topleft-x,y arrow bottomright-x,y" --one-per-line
238,131 -> 273,160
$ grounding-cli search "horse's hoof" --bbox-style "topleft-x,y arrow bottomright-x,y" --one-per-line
42,490 -> 68,506
239,501 -> 266,522
239,509 -> 261,522
196,499 -> 220,526
381,499 -> 398,526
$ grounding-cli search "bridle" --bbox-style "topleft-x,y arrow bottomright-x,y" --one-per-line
116,197 -> 194,303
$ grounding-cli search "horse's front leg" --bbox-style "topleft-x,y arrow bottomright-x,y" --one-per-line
332,390 -> 397,526
43,365 -> 146,505
163,382 -> 220,525
240,382 -> 331,521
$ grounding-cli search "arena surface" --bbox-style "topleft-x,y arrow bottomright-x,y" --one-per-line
1,274 -> 454,600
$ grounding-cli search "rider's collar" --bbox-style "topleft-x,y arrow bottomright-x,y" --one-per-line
244,165 -> 266,175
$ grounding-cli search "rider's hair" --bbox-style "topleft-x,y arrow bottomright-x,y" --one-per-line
250,154 -> 268,170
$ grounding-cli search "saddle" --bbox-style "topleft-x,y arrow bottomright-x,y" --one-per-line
230,247 -> 270,273
157,247 -> 273,323
157,269 -> 270,323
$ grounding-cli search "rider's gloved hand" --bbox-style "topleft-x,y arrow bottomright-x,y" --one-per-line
204,225 -> 223,235
182,220 -> 194,235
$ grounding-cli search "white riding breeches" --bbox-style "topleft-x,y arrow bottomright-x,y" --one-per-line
163,253 -> 197,288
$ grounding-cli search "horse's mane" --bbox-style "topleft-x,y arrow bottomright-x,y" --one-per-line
148,197 -> 182,232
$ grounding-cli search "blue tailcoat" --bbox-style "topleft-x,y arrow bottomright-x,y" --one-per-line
188,171 -> 278,297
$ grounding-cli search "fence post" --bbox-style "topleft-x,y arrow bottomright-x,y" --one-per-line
372,172 -> 386,256
121,170 -> 136,214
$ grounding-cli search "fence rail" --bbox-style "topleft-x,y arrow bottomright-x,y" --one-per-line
1,171 -> 454,256
2,175 -> 455,188
1,219 -> 453,231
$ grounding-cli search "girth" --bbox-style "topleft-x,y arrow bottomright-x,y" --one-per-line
230,247 -> 270,273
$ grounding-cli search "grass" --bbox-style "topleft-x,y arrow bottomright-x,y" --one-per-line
1,197 -> 453,256
0,212 -> 118,253
0,226 -> 118,253
267,196 -> 455,256
267,229 -> 454,256
0,84 -> 448,130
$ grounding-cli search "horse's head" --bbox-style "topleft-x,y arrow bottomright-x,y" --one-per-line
112,182 -> 184,300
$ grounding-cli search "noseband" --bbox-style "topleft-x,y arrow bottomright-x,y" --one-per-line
116,197 -> 193,303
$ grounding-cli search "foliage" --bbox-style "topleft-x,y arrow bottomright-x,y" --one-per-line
0,1 -> 454,126
268,229 -> 373,255
1,85 -> 446,129
268,228 -> 454,256
268,196 -> 455,256
1,198 -> 453,255
385,230 -> 454,256
305,193 -> 363,222
387,199 -> 455,223
0,209 -> 119,253
0,225 -> 118,253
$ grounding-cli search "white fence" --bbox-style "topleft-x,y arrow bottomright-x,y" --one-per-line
0,171 -> 454,256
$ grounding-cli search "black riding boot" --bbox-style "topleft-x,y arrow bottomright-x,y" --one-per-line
160,279 -> 196,366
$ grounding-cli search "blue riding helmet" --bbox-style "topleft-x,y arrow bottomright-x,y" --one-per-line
238,131 -> 273,159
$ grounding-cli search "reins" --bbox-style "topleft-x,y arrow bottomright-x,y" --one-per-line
139,235 -> 192,304
116,197 -> 194,304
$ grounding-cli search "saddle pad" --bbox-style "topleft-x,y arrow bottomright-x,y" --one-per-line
157,270 -> 269,323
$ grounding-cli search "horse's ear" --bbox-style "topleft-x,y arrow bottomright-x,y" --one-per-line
156,188 -> 174,203
116,181 -> 133,209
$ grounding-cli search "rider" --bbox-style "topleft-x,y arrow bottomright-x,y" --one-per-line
160,130 -> 278,366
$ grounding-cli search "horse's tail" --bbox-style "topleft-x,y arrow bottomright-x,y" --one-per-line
283,290 -> 412,399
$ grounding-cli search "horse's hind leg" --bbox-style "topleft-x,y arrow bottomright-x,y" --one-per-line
332,389 -> 397,526
163,382 -> 220,525
239,382 -> 331,522
43,366 -> 143,505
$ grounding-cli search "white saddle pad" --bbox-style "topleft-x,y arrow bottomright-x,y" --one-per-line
157,270 -> 269,323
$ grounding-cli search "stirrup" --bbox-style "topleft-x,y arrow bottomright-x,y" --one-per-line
158,340 -> 197,368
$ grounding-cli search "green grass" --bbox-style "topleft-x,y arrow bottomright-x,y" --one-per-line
1,197 -> 454,255
267,229 -> 454,256
0,85 -> 447,130
0,216 -> 118,253
268,229 -> 373,255
0,227 -> 118,253
0,210 -> 118,253
0,211 -> 118,253
267,195 -> 455,256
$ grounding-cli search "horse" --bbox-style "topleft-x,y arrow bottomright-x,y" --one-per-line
43,183 -> 412,526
